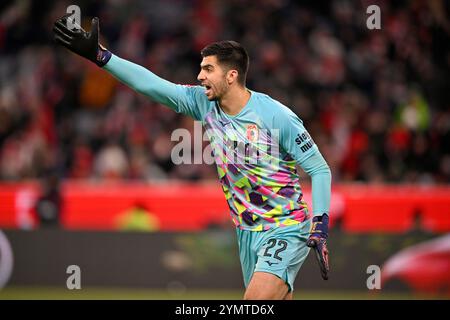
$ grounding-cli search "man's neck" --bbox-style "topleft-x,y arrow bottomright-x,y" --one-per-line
218,86 -> 251,116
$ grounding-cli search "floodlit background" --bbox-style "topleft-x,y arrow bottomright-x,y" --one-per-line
0,0 -> 449,299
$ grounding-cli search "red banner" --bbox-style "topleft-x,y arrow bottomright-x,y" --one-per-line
0,182 -> 449,232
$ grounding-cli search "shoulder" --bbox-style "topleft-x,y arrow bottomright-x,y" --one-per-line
250,90 -> 303,127
178,84 -> 214,120
179,84 -> 208,101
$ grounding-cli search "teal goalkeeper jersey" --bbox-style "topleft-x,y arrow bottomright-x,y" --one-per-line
104,54 -> 331,231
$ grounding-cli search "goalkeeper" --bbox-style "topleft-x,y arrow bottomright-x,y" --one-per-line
53,15 -> 331,300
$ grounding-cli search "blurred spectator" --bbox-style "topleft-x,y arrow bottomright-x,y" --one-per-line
34,170 -> 62,227
94,141 -> 129,180
0,0 -> 449,184
115,202 -> 160,232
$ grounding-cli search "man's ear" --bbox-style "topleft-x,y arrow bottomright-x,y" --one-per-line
226,69 -> 239,85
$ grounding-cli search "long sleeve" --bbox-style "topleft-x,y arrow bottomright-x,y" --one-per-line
274,104 -> 332,216
298,150 -> 332,215
102,54 -> 212,120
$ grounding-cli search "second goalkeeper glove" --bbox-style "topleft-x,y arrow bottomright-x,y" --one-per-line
307,213 -> 330,280
53,14 -> 112,67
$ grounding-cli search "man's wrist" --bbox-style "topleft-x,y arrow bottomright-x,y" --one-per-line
310,213 -> 329,239
95,45 -> 112,67
313,213 -> 328,218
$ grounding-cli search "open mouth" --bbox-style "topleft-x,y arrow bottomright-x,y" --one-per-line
204,85 -> 212,95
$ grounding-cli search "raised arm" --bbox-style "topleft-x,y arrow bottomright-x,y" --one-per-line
53,15 -> 210,120
103,54 -> 186,110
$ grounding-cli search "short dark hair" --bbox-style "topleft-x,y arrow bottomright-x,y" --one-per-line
201,40 -> 249,86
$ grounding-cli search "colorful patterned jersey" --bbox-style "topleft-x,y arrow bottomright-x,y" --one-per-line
104,54 -> 330,231
176,87 -> 319,231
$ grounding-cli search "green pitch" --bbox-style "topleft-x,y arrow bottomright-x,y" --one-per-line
0,286 -> 447,300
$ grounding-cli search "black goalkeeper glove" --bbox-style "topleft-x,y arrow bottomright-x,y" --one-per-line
53,14 -> 112,67
307,213 -> 330,280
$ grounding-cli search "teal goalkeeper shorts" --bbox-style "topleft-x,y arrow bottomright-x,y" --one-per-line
236,219 -> 311,292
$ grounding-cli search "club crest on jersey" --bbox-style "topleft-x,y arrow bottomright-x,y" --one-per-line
246,124 -> 259,143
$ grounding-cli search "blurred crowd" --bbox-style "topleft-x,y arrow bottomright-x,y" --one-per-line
0,0 -> 449,184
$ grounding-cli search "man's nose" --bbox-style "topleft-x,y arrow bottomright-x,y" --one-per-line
197,71 -> 205,82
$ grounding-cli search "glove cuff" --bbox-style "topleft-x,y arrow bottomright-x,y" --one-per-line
310,213 -> 329,239
95,45 -> 112,67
